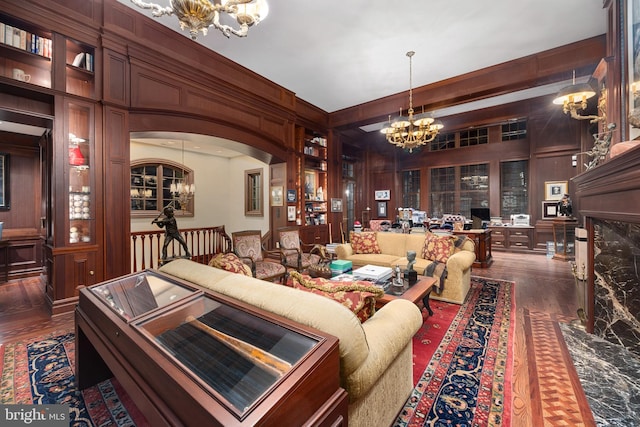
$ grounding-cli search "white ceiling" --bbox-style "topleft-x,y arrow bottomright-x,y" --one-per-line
3,1 -> 608,157
117,0 -> 607,114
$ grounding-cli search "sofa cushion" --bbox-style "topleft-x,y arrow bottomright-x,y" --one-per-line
422,233 -> 455,263
350,231 -> 382,254
208,252 -> 252,276
290,271 -> 384,322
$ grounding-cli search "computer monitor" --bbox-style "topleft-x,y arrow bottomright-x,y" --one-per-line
470,208 -> 491,229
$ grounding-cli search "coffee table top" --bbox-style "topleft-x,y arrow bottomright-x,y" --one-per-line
377,276 -> 438,306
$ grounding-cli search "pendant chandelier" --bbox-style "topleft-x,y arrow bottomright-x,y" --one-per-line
381,51 -> 443,153
129,0 -> 269,40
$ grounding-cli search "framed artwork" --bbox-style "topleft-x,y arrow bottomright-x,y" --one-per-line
377,202 -> 387,217
287,206 -> 296,221
544,181 -> 567,201
304,171 -> 315,200
330,198 -> 343,212
542,201 -> 558,219
0,153 -> 10,210
270,186 -> 283,206
286,189 -> 297,203
374,190 -> 390,200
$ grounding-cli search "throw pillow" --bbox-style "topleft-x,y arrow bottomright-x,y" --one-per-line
289,271 -> 384,322
208,252 -> 252,276
349,231 -> 381,254
422,233 -> 455,263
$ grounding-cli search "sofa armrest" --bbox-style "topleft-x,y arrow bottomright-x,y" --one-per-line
335,243 -> 354,259
446,250 -> 476,271
344,299 -> 422,400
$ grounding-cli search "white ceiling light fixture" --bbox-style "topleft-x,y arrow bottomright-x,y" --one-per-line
129,0 -> 269,40
381,51 -> 443,153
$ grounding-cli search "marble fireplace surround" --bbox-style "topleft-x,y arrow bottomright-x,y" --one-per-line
573,144 -> 640,358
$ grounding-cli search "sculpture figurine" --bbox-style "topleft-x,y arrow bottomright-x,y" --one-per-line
152,205 -> 191,261
558,193 -> 573,217
404,251 -> 418,286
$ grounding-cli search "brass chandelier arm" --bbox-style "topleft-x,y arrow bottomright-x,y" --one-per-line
129,0 -> 175,18
130,0 -> 266,40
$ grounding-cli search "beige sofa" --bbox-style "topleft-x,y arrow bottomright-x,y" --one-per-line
335,231 -> 476,304
159,258 -> 423,427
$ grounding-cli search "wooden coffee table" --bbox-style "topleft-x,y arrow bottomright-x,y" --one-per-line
377,276 -> 438,315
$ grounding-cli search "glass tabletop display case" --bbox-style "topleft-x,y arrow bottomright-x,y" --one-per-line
76,270 -> 347,426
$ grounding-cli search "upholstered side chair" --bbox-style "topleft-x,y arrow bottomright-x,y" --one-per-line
231,230 -> 286,283
277,226 -> 324,273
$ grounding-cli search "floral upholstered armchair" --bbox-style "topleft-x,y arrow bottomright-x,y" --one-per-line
277,226 -> 324,273
231,230 -> 287,283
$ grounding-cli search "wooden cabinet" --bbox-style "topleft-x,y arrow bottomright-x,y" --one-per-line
300,224 -> 330,246
453,229 -> 493,268
489,226 -> 534,251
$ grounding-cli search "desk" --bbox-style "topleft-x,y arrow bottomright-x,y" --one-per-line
453,229 -> 493,268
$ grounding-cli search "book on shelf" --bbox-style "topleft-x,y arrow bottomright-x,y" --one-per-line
72,52 -> 84,67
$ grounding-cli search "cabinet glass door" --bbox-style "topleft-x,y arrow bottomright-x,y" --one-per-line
67,101 -> 93,245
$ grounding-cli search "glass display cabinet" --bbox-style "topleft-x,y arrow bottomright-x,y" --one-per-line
76,270 -> 347,426
553,217 -> 578,261
66,101 -> 94,245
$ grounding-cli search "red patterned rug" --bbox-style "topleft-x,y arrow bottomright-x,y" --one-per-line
394,276 -> 515,427
0,330 -> 149,426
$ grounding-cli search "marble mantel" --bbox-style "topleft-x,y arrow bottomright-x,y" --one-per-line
572,144 -> 640,358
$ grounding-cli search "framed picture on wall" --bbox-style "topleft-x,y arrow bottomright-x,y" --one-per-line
544,181 -> 567,201
542,201 -> 558,219
330,198 -> 343,212
374,190 -> 390,200
287,206 -> 296,221
377,202 -> 387,217
270,186 -> 283,206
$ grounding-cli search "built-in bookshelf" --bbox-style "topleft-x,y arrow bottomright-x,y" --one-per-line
0,14 -> 52,88
303,132 -> 328,226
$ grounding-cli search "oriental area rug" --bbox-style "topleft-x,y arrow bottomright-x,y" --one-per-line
394,276 -> 515,427
0,330 -> 149,426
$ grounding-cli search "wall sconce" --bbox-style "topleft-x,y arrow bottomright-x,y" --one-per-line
553,71 -> 605,123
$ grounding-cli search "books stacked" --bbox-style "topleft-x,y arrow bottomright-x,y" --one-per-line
0,22 -> 52,58
353,265 -> 393,282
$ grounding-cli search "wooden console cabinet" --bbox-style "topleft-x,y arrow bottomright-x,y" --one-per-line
453,229 -> 493,268
489,226 -> 534,251
300,224 -> 330,246
76,270 -> 348,427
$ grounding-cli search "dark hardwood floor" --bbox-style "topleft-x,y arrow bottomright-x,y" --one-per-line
0,251 -> 594,426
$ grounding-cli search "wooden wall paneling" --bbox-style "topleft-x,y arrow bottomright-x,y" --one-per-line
103,0 -> 296,113
103,106 -> 130,279
269,163 -> 287,248
102,47 -> 130,107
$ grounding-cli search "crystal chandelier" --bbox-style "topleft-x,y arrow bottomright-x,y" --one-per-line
130,0 -> 269,40
170,141 -> 195,209
381,51 -> 443,153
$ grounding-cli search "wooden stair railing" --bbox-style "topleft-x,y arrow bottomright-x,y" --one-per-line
131,225 -> 232,273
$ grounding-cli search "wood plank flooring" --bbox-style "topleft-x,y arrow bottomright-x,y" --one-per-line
0,251 -> 595,426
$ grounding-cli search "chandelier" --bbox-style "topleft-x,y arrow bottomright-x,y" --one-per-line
130,0 -> 269,40
170,141 -> 195,209
381,51 -> 443,153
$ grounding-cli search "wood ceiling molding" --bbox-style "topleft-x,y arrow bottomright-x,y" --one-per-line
330,35 -> 606,131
